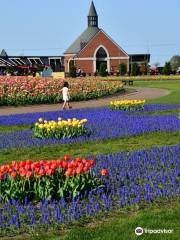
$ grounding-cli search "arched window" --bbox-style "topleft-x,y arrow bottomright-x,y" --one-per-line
96,47 -> 107,58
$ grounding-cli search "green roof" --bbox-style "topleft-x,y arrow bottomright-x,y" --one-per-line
64,27 -> 100,54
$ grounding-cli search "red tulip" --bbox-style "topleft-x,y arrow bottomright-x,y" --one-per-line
26,171 -> 33,178
0,165 -> 6,173
101,169 -> 109,176
82,159 -> 87,164
88,160 -> 95,166
19,161 -> 26,168
68,162 -> 74,169
50,163 -> 57,170
64,155 -> 71,161
65,169 -> 73,177
20,170 -> 26,177
25,164 -> 31,171
62,161 -> 68,168
11,171 -> 17,179
0,172 -> 4,180
26,160 -> 33,165
74,157 -> 82,163
46,168 -> 54,176
38,169 -> 45,176
83,166 -> 90,172
57,160 -> 63,167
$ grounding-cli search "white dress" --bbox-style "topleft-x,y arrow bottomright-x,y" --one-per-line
62,87 -> 69,101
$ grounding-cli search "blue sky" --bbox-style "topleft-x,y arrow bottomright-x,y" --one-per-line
0,0 -> 180,66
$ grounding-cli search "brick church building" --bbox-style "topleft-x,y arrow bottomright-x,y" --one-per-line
0,1 -> 150,75
64,2 -> 150,74
64,1 -> 130,75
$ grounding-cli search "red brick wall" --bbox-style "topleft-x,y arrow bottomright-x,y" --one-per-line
64,30 -> 129,74
75,60 -> 93,73
77,30 -> 128,58
110,59 -> 129,72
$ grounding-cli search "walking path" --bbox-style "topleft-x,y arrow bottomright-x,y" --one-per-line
0,87 -> 170,116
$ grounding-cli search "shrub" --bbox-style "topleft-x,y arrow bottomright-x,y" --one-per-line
69,63 -> 77,78
119,63 -> 127,76
99,63 -> 108,77
131,63 -> 140,76
163,62 -> 172,75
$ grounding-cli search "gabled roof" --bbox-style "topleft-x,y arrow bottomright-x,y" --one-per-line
0,49 -> 8,57
88,1 -> 98,17
64,27 -> 100,54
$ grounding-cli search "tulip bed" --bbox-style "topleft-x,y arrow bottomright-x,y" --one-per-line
33,117 -> 88,139
0,145 -> 179,234
0,98 -> 180,238
110,100 -> 146,111
0,156 -> 103,202
0,76 -> 123,106
0,106 -> 179,150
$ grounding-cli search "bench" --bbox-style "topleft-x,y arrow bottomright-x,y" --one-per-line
122,80 -> 134,86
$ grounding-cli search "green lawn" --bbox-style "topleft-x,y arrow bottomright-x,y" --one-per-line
4,199 -> 179,240
0,80 -> 180,240
0,124 -> 31,132
61,199 -> 180,240
129,80 -> 180,104
132,80 -> 180,90
0,131 -> 179,165
131,109 -> 179,116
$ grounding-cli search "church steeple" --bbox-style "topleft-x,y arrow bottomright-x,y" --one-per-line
88,1 -> 98,27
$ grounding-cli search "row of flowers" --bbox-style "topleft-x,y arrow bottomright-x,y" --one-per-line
1,104 -> 179,126
0,107 -> 179,149
100,75 -> 180,81
33,100 -> 146,140
0,155 -> 108,202
34,117 -> 88,139
0,76 -> 123,105
110,100 -> 146,111
0,145 -> 179,233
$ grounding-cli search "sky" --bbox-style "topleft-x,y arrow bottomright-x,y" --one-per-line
0,0 -> 180,66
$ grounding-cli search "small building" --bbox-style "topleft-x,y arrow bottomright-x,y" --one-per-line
0,49 -> 64,73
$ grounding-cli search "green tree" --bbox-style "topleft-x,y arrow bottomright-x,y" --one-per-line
69,61 -> 77,78
163,62 -> 172,75
119,63 -> 127,76
170,55 -> 180,71
99,63 -> 108,77
131,63 -> 140,76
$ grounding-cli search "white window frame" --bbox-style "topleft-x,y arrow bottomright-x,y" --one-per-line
28,58 -> 43,65
0,58 -> 14,66
9,58 -> 25,65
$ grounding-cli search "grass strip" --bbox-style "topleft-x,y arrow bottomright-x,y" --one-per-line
0,131 -> 179,165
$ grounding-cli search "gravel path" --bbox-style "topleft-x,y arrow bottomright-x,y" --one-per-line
0,87 -> 170,116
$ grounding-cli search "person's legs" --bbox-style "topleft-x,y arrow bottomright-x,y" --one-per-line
62,101 -> 66,110
62,100 -> 72,110
67,101 -> 72,109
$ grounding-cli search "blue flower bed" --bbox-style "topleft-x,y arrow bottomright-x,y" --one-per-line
0,145 -> 179,231
0,104 -> 179,126
0,106 -> 179,149
142,103 -> 180,112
